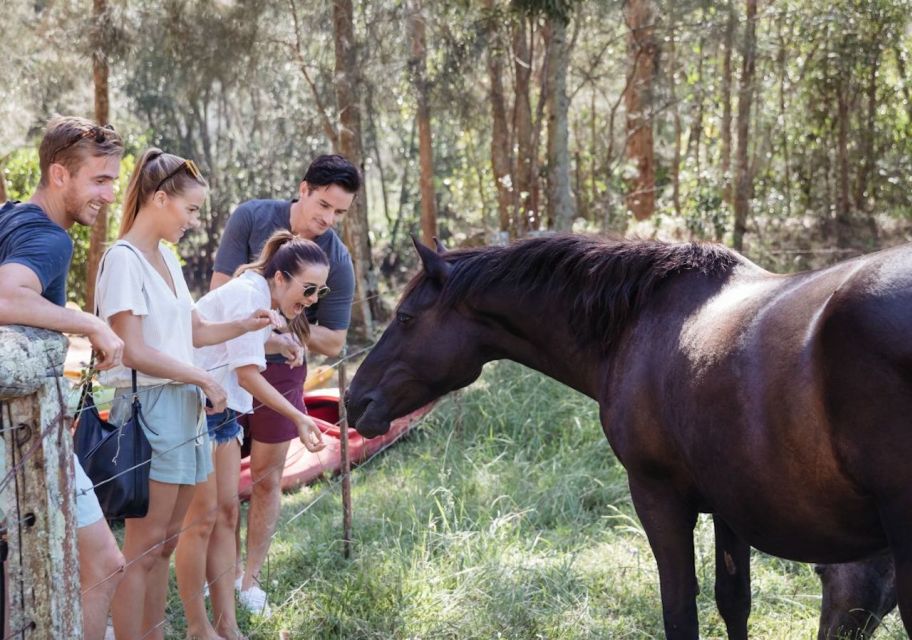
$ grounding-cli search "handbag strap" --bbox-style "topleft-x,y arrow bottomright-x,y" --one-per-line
82,244 -> 139,405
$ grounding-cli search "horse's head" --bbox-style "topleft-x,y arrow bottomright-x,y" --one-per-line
346,238 -> 486,437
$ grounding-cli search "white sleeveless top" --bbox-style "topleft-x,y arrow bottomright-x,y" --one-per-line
95,240 -> 195,388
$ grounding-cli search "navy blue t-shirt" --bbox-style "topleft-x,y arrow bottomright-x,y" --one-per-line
0,201 -> 72,306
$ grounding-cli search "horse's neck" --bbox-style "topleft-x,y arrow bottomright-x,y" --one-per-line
481,297 -> 603,399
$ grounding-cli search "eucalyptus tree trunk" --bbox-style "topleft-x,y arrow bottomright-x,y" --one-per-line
720,0 -> 735,208
484,0 -> 513,236
512,16 -> 536,234
686,15 -> 706,182
623,0 -> 657,221
854,46 -> 880,217
544,14 -> 575,231
732,0 -> 757,252
86,0 -> 110,312
408,1 -> 438,247
333,0 -> 376,336
835,79 -> 852,249
668,14 -> 682,220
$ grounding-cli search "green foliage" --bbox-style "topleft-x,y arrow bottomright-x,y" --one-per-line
2,147 -> 40,201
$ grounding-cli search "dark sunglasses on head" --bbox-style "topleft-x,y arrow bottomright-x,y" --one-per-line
55,123 -> 117,159
284,271 -> 331,299
155,158 -> 203,192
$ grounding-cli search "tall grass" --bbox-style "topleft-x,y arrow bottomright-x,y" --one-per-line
162,362 -> 904,639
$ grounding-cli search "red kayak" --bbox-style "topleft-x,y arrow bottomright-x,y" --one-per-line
237,388 -> 433,500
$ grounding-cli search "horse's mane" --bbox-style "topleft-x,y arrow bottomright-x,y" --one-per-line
406,234 -> 741,353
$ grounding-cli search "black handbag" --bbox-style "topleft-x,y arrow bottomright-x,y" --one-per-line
73,367 -> 156,520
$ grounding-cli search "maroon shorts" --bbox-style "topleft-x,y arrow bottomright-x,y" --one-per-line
245,361 -> 308,444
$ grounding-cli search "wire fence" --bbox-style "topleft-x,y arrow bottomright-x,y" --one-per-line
0,321 -> 429,640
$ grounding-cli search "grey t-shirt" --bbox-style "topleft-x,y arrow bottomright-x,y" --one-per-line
213,198 -> 354,335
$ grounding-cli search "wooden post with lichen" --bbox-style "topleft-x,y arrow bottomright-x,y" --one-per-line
0,325 -> 81,638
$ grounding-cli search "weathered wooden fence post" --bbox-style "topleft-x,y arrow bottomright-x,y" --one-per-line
337,348 -> 352,559
0,325 -> 81,638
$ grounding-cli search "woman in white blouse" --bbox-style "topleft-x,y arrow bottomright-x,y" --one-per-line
95,148 -> 275,640
178,230 -> 327,639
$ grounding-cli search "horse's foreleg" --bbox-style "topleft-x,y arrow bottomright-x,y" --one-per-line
712,516 -> 750,640
630,479 -> 700,639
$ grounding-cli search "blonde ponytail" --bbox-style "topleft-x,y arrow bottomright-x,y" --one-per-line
119,147 -> 208,237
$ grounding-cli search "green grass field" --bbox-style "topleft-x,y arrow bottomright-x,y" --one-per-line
161,361 -> 904,639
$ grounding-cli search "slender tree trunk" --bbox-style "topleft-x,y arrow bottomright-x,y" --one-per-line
0,171 -> 6,202
333,0 -> 377,334
854,47 -> 880,215
86,0 -> 110,312
835,80 -> 852,248
544,15 -> 575,230
528,25 -> 547,232
777,15 -> 792,221
589,89 -> 598,223
668,13 -> 682,220
513,16 -> 536,234
365,83 -> 391,228
732,0 -> 757,252
485,0 -> 513,235
720,0 -> 735,208
408,2 -> 438,247
686,19 -> 705,182
624,0 -> 658,221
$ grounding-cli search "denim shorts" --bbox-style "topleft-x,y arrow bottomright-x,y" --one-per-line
207,408 -> 243,446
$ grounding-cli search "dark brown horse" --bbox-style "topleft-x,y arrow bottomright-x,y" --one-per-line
346,235 -> 911,638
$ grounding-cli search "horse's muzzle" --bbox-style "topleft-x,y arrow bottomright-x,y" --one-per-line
345,391 -> 392,438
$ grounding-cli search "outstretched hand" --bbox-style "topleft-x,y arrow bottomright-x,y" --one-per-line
242,308 -> 282,333
296,415 -> 325,453
274,332 -> 305,368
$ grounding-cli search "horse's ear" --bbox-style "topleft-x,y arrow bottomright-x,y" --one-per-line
433,237 -> 447,255
412,235 -> 451,283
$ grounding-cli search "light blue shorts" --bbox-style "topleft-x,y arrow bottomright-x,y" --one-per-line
110,383 -> 212,485
74,454 -> 104,527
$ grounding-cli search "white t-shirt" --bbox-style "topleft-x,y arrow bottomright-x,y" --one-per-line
95,240 -> 196,388
194,271 -> 272,413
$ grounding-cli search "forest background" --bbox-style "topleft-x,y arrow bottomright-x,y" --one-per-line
4,2 -> 912,636
2,0 -> 911,340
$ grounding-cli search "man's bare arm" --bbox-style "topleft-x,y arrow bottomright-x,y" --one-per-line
0,263 -> 123,369
306,325 -> 347,358
209,271 -> 231,291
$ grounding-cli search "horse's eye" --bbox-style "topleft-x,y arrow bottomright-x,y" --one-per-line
396,312 -> 414,325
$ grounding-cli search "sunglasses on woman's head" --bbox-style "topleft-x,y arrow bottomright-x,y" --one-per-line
284,271 -> 331,299
155,159 -> 203,192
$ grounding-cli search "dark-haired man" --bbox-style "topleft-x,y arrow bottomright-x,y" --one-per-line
211,154 -> 360,615
0,115 -> 125,640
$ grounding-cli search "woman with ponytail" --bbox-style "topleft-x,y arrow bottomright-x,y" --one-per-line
176,230 -> 327,637
95,148 -> 277,640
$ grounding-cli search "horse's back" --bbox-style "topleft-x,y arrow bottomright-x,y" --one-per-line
612,245 -> 912,562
